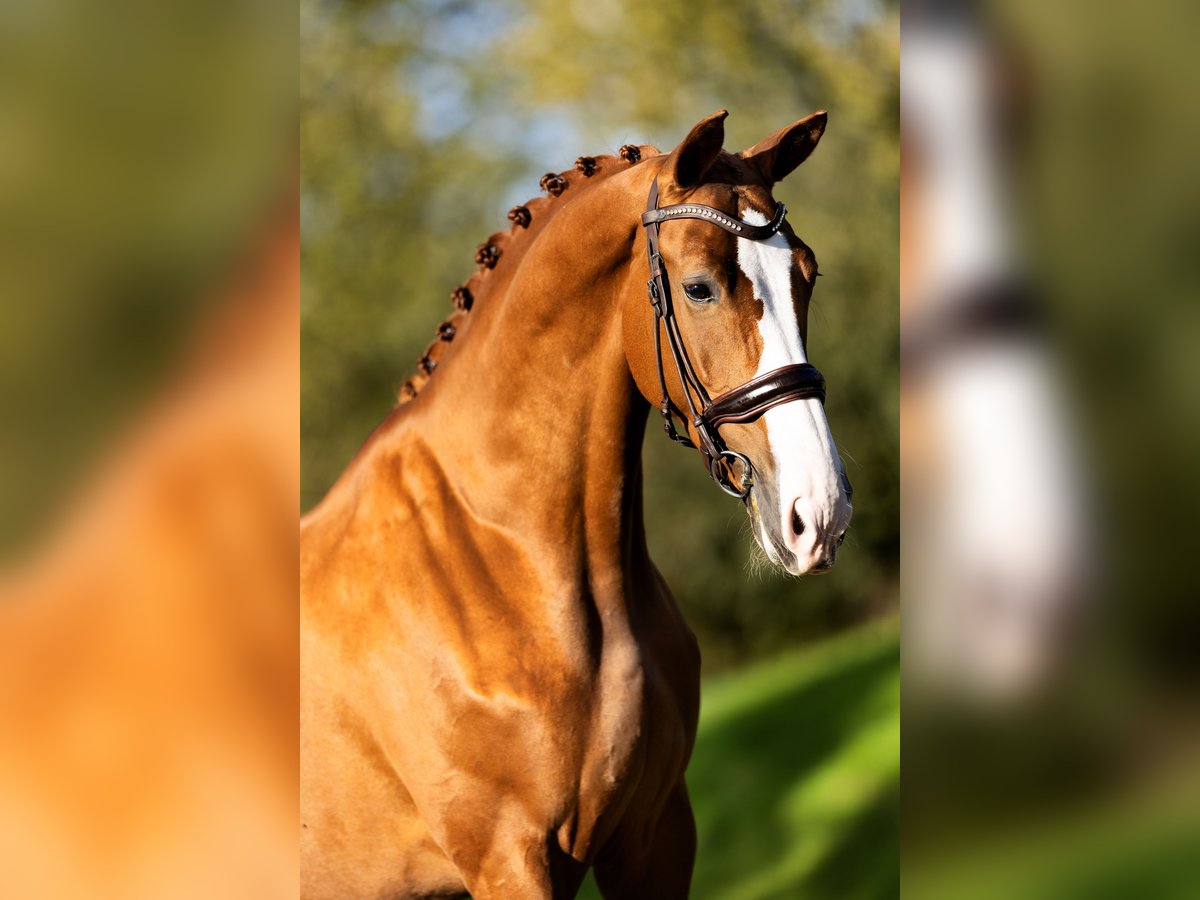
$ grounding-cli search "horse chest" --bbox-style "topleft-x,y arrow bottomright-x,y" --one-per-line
557,619 -> 699,859
442,623 -> 691,801
427,610 -> 694,852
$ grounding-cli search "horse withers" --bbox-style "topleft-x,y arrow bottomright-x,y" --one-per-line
301,110 -> 852,899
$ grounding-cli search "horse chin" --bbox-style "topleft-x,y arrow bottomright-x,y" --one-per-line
780,546 -> 837,577
748,497 -> 837,578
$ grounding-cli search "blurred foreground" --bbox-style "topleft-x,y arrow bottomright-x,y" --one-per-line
0,199 -> 299,898
0,0 -> 296,896
902,0 -> 1200,896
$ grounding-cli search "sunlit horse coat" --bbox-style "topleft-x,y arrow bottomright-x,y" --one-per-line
301,110 -> 851,899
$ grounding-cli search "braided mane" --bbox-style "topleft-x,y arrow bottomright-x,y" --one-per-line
396,143 -> 656,405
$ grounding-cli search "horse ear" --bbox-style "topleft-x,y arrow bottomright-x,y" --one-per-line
741,110 -> 828,184
665,109 -> 729,191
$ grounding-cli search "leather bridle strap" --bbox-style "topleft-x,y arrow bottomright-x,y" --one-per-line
705,363 -> 826,429
642,195 -> 787,240
641,175 -> 827,499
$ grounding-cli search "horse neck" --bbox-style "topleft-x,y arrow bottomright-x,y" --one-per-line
391,172 -> 653,571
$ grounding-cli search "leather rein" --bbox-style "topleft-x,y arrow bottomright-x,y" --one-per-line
641,176 -> 827,499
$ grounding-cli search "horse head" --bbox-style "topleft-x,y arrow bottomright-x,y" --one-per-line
623,110 -> 853,576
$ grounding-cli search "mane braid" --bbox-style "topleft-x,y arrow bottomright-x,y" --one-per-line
395,144 -> 656,405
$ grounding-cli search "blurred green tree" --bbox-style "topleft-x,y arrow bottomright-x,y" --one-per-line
0,0 -> 292,556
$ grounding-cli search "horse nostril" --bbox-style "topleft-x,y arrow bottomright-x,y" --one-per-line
836,531 -> 846,548
792,506 -> 805,537
840,470 -> 854,501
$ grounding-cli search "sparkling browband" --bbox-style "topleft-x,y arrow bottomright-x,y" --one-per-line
641,200 -> 787,240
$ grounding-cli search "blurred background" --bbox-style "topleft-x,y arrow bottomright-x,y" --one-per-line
301,0 -> 899,897
0,0 -> 297,896
22,0 -> 1200,896
902,0 -> 1200,897
18,0 -> 1200,895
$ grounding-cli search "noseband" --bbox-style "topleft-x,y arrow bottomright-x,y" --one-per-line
641,176 -> 827,499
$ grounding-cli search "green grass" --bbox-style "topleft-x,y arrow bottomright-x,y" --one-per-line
904,763 -> 1200,900
578,618 -> 899,900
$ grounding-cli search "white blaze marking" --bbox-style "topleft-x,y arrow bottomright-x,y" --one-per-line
736,210 -> 845,540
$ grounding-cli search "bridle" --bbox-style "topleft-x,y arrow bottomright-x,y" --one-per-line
641,175 -> 828,499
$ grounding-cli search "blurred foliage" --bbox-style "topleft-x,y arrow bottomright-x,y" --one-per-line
906,759 -> 1200,900
0,0 -> 293,556
1002,0 -> 1200,689
301,0 -> 899,668
903,2 -> 1200,897
688,620 -> 898,900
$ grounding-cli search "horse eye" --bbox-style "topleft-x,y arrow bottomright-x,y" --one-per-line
683,283 -> 715,303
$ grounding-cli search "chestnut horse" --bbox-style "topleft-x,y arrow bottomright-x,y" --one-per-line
301,110 -> 852,899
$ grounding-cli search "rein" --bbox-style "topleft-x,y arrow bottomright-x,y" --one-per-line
641,176 -> 827,499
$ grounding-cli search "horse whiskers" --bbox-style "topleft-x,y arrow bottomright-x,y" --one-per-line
744,538 -> 773,581
738,509 -> 812,582
737,513 -> 772,582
